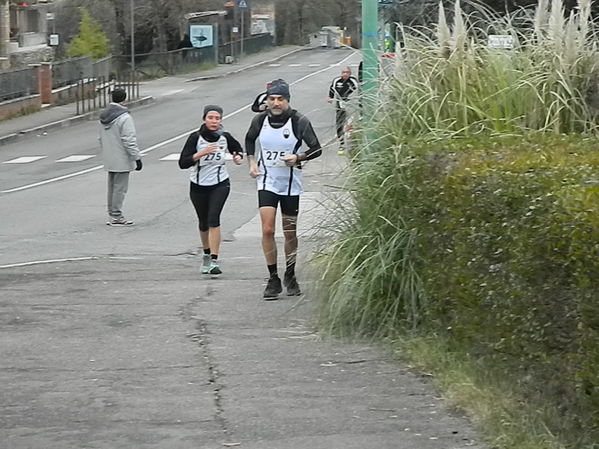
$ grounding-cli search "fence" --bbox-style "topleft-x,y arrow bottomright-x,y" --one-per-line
52,56 -> 93,89
112,46 -> 217,77
1,35 -> 273,109
112,33 -> 274,77
0,66 -> 38,102
220,33 -> 273,63
75,74 -> 140,115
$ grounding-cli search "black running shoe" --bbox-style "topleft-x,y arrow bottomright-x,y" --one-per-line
263,276 -> 282,300
284,274 -> 302,296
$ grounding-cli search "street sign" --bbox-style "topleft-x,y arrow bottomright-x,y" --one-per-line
237,0 -> 248,9
488,34 -> 514,49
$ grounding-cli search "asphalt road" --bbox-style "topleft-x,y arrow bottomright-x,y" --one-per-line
0,48 -> 486,449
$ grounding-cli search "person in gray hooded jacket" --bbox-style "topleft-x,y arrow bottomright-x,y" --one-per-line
99,88 -> 142,226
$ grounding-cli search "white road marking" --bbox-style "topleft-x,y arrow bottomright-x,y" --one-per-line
1,50 -> 357,195
162,89 -> 184,96
56,155 -> 95,163
0,255 -> 144,269
4,156 -> 46,164
268,63 -> 281,67
289,63 -> 301,67
309,64 -> 320,67
0,256 -> 98,269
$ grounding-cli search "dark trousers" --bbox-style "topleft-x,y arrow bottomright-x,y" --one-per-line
335,108 -> 347,145
107,171 -> 130,218
189,179 -> 230,232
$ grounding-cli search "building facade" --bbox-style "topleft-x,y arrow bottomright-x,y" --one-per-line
0,0 -> 54,70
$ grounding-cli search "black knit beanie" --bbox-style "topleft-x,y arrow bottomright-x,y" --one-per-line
266,81 -> 290,101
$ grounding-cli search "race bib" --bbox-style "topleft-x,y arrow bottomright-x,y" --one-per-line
262,148 -> 288,167
199,144 -> 226,166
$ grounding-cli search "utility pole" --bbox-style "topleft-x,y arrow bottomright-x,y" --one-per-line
130,0 -> 135,75
361,0 -> 378,104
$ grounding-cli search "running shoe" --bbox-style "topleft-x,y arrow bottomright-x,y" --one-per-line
284,273 -> 302,296
106,217 -> 134,226
263,275 -> 282,299
209,261 -> 222,275
201,254 -> 211,274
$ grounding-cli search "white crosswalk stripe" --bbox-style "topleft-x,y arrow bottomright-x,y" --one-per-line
3,156 -> 46,164
56,155 -> 95,163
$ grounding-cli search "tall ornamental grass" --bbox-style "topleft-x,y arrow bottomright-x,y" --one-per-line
317,0 -> 599,446
388,0 -> 599,136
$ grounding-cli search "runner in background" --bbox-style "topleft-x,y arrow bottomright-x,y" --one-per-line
327,67 -> 359,155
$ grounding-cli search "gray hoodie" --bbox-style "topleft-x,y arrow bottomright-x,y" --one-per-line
99,103 -> 140,172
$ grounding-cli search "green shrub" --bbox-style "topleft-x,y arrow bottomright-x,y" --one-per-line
66,8 -> 110,60
405,135 -> 599,425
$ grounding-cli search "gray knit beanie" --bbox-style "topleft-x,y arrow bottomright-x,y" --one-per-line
203,105 -> 223,119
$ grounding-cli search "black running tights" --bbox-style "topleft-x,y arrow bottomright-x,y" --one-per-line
189,179 -> 230,232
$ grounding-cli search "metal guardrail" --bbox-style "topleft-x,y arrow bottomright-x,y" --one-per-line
0,66 -> 38,102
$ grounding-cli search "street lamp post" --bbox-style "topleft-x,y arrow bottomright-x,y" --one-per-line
361,0 -> 377,100
130,0 -> 135,75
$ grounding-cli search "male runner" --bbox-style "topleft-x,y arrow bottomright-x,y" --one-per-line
245,80 -> 322,299
327,66 -> 359,155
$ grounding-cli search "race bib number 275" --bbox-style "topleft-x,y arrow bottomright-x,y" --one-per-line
263,149 -> 288,167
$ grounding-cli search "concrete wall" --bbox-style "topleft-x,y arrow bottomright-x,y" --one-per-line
0,94 -> 40,121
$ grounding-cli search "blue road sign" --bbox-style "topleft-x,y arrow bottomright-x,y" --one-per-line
237,0 -> 249,9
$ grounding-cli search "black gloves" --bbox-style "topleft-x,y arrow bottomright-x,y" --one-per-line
135,159 -> 143,171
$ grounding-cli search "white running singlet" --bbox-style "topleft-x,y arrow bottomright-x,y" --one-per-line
257,117 -> 302,196
189,134 -> 229,186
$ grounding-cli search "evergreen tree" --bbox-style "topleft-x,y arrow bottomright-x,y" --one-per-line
66,8 -> 110,60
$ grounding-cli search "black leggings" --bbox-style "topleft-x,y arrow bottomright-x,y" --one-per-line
189,179 -> 230,232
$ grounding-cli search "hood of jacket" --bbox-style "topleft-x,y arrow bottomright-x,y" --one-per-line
100,103 -> 129,128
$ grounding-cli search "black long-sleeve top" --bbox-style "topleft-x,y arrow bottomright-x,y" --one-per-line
251,92 -> 268,113
178,125 -> 243,169
328,76 -> 359,100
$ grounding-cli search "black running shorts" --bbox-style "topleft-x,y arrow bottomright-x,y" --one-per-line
258,190 -> 299,216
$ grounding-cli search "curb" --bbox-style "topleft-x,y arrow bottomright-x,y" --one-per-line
0,96 -> 154,147
184,46 -> 310,82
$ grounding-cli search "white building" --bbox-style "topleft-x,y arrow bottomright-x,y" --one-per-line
0,0 -> 54,69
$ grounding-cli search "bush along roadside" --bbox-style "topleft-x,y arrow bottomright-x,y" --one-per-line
317,132 -> 599,448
